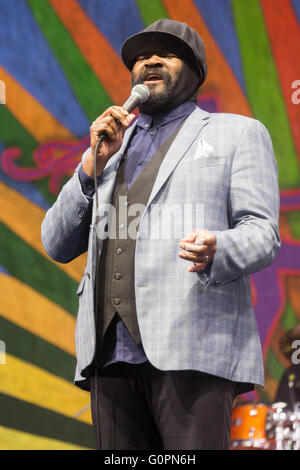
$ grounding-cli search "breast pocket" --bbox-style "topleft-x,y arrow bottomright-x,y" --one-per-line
182,156 -> 228,171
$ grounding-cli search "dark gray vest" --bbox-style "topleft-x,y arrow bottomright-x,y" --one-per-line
97,122 -> 184,344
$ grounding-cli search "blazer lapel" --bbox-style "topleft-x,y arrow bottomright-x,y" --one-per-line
146,107 -> 209,208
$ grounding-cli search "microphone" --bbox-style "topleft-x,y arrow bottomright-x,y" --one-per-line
97,84 -> 150,142
122,84 -> 150,114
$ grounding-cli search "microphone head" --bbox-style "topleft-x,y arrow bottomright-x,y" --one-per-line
131,84 -> 150,103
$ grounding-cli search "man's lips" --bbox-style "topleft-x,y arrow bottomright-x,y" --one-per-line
142,73 -> 164,85
143,79 -> 163,85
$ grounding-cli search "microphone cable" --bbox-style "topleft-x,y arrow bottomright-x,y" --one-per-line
93,135 -> 104,450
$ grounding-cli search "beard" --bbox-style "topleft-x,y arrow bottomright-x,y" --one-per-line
131,66 -> 183,116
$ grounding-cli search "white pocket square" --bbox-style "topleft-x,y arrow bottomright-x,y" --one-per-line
194,139 -> 215,160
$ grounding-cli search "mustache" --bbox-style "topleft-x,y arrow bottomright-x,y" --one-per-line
134,67 -> 171,84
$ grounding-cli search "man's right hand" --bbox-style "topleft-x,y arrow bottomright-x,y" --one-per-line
82,106 -> 136,177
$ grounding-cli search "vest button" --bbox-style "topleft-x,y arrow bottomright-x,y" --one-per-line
77,207 -> 85,218
114,273 -> 121,280
116,248 -> 122,255
113,297 -> 121,305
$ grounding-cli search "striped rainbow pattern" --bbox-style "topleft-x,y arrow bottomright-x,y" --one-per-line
0,0 -> 299,449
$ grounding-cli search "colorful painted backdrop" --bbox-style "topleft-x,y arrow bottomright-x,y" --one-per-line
0,0 -> 299,450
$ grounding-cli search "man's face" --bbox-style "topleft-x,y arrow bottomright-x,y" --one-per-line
131,52 -> 184,114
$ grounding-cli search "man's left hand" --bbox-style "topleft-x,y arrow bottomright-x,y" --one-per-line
178,229 -> 217,272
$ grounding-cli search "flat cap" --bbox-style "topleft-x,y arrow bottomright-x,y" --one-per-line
121,18 -> 207,86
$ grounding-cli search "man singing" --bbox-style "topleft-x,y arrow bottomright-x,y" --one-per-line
41,19 -> 280,450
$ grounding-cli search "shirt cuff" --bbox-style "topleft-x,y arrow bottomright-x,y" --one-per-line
78,165 -> 99,197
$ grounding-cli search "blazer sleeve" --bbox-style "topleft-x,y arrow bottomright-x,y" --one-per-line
41,150 -> 93,264
205,118 -> 280,287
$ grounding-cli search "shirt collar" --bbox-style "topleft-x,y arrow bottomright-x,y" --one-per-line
136,101 -> 196,130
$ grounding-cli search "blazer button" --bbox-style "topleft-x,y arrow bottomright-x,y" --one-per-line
114,273 -> 122,280
113,297 -> 121,305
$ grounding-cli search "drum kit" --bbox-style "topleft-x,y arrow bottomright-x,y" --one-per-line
230,399 -> 300,450
230,324 -> 300,450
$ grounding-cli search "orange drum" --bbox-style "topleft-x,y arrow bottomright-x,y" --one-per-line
230,403 -> 274,450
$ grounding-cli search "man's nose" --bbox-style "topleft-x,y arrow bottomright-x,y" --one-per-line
144,55 -> 163,67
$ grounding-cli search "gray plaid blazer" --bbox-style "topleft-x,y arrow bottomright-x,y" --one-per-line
41,107 -> 280,389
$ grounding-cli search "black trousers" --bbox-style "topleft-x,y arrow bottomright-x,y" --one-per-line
90,362 -> 238,450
